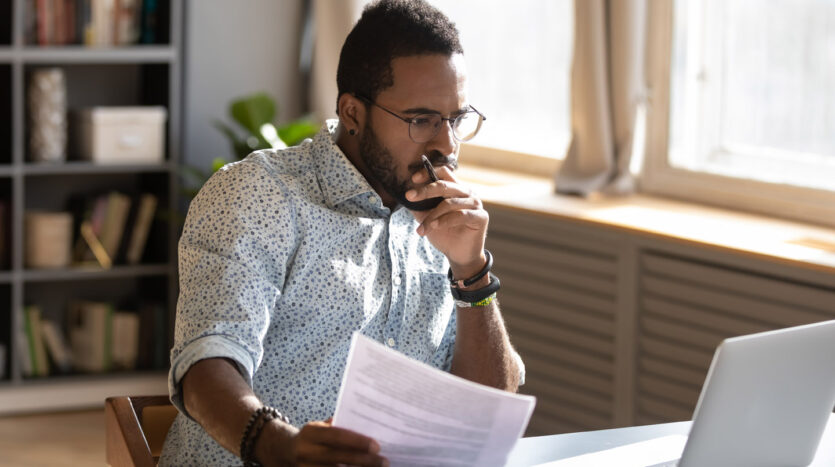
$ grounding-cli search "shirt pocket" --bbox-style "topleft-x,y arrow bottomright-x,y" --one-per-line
417,271 -> 455,353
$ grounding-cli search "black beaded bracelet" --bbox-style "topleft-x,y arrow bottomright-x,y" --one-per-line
448,249 -> 493,289
240,406 -> 290,467
450,271 -> 501,304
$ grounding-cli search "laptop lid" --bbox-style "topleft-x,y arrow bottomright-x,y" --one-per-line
679,319 -> 835,467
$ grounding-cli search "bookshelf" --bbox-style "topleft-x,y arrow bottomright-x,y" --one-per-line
0,0 -> 181,414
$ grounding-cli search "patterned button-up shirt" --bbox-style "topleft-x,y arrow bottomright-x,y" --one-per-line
159,120 -> 457,465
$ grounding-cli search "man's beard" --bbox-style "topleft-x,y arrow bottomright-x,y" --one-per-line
359,124 -> 446,211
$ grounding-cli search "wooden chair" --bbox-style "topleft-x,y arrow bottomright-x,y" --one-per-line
105,395 -> 178,467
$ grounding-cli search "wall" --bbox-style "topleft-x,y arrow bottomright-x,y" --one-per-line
183,0 -> 306,171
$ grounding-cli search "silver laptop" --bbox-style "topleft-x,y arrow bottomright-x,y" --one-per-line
653,319 -> 835,467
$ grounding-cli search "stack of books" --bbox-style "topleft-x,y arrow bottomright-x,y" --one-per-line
18,301 -> 168,377
24,0 -> 161,46
72,191 -> 158,268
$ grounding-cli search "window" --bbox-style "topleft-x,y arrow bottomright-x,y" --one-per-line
429,0 -> 574,160
645,0 -> 835,226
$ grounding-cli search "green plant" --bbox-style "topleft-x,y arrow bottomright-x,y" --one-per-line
182,92 -> 319,199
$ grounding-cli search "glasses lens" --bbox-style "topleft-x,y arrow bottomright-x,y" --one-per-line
409,114 -> 442,143
453,112 -> 483,142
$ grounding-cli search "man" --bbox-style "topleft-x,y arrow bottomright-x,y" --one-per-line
160,1 -> 523,465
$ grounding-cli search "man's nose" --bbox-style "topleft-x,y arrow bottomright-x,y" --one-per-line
426,119 -> 458,156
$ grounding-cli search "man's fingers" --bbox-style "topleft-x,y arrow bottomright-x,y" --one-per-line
301,447 -> 388,467
406,180 -> 471,203
294,437 -> 388,467
301,424 -> 380,452
412,163 -> 459,184
420,207 -> 488,236
418,197 -> 482,233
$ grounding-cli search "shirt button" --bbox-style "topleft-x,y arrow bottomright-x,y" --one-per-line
393,276 -> 402,286
367,195 -> 376,204
387,337 -> 395,347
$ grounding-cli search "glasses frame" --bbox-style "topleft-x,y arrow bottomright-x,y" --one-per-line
356,95 -> 486,143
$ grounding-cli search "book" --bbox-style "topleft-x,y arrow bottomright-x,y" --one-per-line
16,315 -> 33,377
36,0 -> 51,46
73,191 -> 131,267
139,0 -> 157,44
137,301 -> 166,369
111,311 -> 139,370
24,306 -> 50,377
124,193 -> 157,264
0,343 -> 6,380
114,0 -> 140,45
72,193 -> 108,265
68,300 -> 113,372
41,319 -> 73,373
99,191 -> 132,260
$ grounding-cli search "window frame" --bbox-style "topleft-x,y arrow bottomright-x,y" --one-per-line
641,0 -> 835,229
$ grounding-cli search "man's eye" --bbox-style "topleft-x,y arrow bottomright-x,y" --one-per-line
411,116 -> 436,127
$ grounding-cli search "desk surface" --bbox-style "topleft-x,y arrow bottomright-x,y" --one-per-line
505,413 -> 835,466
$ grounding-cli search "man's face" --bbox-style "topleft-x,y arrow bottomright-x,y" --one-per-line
358,53 -> 468,211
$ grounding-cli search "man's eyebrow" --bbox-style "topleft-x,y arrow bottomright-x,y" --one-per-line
402,105 -> 470,115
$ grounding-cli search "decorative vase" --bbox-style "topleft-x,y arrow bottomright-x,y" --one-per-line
28,68 -> 67,163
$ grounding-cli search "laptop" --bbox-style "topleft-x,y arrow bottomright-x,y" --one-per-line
650,319 -> 835,467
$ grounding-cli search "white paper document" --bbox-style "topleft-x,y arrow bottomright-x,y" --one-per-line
532,435 -> 688,467
333,333 -> 536,467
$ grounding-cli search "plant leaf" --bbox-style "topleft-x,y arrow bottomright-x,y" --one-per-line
212,157 -> 229,173
278,117 -> 320,147
259,123 -> 287,149
181,164 -> 209,186
230,93 -> 276,137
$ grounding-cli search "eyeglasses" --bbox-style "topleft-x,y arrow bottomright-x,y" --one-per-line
357,95 -> 486,143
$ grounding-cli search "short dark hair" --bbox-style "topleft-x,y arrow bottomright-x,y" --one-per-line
336,0 -> 463,110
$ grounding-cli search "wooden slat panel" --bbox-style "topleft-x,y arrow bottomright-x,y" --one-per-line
516,338 -> 613,376
642,296 -> 772,337
523,358 -> 613,397
535,396 -> 613,431
489,236 -> 617,279
643,253 -> 835,313
642,276 -> 828,326
495,260 -> 615,298
488,208 -> 620,258
506,312 -> 614,357
523,377 -> 612,416
640,336 -> 712,371
501,293 -> 614,333
639,357 -> 708,389
638,395 -> 693,423
641,315 -> 724,352
636,252 -> 835,425
526,415 -> 586,437
501,275 -> 616,317
485,209 -> 619,434
639,374 -> 701,407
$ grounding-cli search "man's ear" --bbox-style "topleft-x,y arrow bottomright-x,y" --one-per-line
337,93 -> 367,135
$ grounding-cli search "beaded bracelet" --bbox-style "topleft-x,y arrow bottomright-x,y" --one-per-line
240,406 -> 290,467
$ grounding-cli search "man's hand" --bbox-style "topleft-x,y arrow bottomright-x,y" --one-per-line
259,418 -> 388,467
406,165 -> 488,280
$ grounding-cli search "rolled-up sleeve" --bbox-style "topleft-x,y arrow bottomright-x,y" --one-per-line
168,160 -> 296,416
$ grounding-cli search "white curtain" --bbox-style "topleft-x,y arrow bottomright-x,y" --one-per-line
309,0 -> 368,123
554,0 -> 648,196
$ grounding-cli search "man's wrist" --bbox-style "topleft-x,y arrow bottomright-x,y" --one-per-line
253,419 -> 298,466
448,251 -> 488,282
458,273 -> 490,291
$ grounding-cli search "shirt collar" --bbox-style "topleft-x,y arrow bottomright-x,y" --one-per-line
312,119 -> 377,207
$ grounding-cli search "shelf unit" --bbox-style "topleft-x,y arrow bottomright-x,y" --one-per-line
0,0 -> 182,413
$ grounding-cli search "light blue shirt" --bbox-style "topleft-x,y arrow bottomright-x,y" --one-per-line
160,121 -> 458,465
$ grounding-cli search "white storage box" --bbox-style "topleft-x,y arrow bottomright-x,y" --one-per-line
76,106 -> 167,164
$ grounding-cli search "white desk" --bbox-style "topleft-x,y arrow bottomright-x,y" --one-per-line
505,413 -> 835,466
